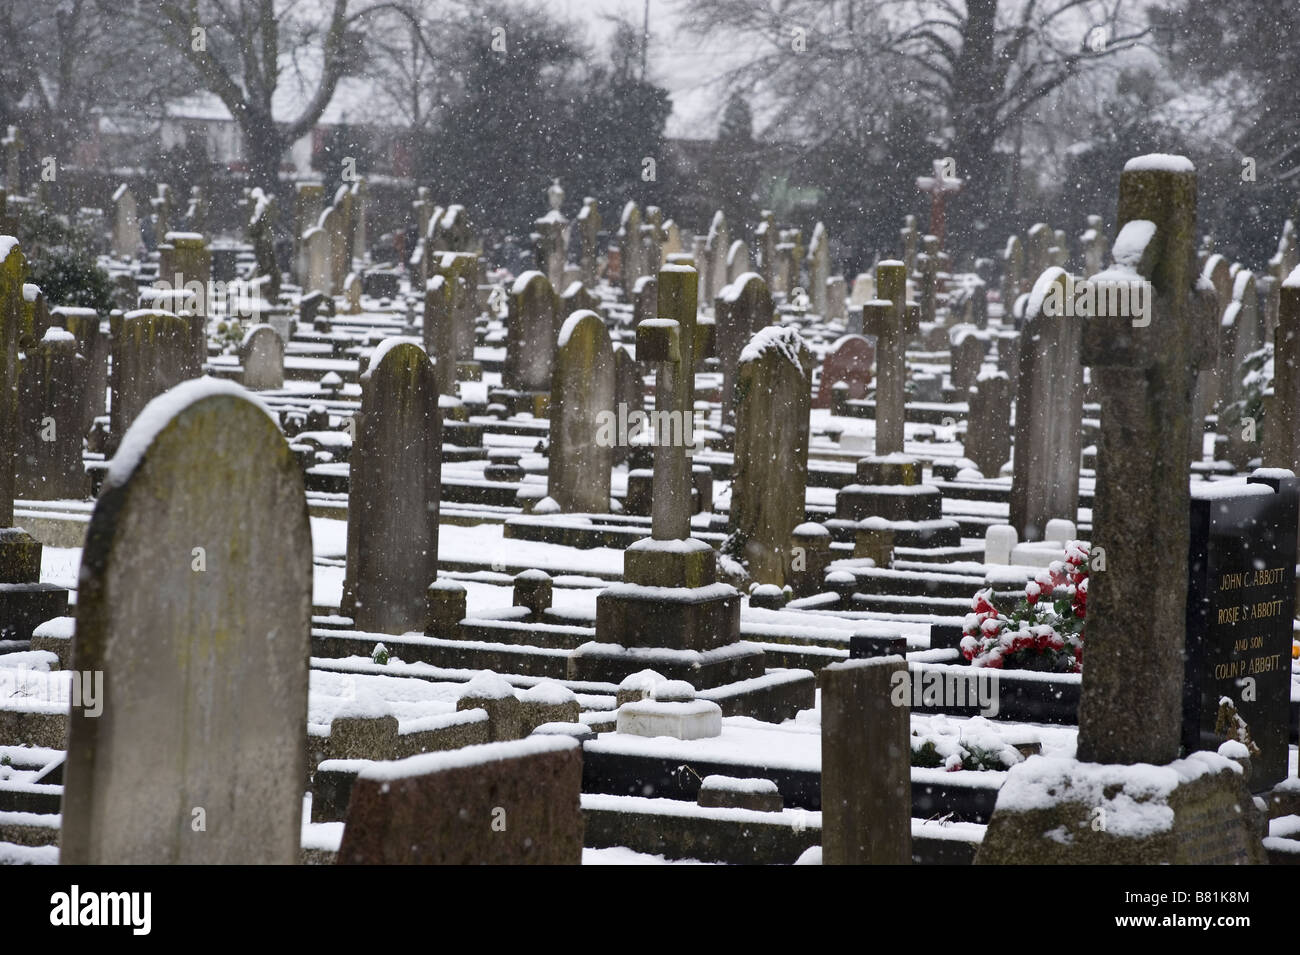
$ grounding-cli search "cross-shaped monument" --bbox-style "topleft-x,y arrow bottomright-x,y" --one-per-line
862,260 -> 920,457
915,159 -> 963,250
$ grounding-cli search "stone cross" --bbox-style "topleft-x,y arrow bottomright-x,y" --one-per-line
1075,154 -> 1217,766
862,260 -> 920,456
915,158 -> 962,250
636,264 -> 702,541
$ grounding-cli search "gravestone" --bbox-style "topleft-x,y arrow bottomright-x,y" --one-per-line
337,737 -> 583,865
109,309 -> 203,447
246,187 -> 280,300
61,379 -> 312,864
816,334 -> 873,409
293,181 -> 325,284
612,345 -> 643,467
1008,268 -> 1084,541
705,211 -> 729,303
111,184 -> 139,258
1185,471 -> 1297,792
0,239 -> 69,638
807,222 -> 830,316
1268,265 -> 1300,480
979,155 -> 1264,866
577,197 -> 601,287
821,657 -> 911,865
965,369 -> 1012,477
617,202 -> 644,296
726,238 -> 749,284
579,265 -> 750,686
728,325 -> 813,586
948,324 -> 985,391
240,324 -> 285,390
51,305 -> 106,435
16,328 -> 87,499
755,210 -> 776,289
504,270 -> 559,395
342,340 -> 442,634
862,260 -> 920,456
825,275 -> 847,321
303,225 -> 332,295
549,310 -> 615,513
715,272 -> 774,422
157,232 -> 211,316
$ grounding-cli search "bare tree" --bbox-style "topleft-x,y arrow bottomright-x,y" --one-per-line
132,0 -> 431,193
678,0 -> 1150,243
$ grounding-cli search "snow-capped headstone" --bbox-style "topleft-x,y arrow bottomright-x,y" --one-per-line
577,196 -> 601,288
111,184 -> 139,258
108,309 -> 203,451
727,325 -> 813,586
821,657 -> 911,865
755,210 -> 777,290
1001,235 -> 1023,312
342,340 -> 442,634
725,238 -> 750,284
0,239 -> 69,637
715,272 -> 774,426
861,260 -> 920,456
1008,268 -> 1084,541
1074,155 -> 1218,766
807,222 -> 830,316
61,380 -> 312,863
549,309 -> 614,513
978,157 -> 1266,866
966,369 -> 1012,478
617,201 -> 644,297
336,737 -> 583,865
503,270 -> 559,396
16,327 -> 87,499
948,324 -> 985,391
705,210 -> 730,304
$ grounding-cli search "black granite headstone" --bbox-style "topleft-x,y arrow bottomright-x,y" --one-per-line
1184,469 -> 1298,792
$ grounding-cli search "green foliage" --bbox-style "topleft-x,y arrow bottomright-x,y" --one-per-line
372,642 -> 390,666
9,203 -> 115,311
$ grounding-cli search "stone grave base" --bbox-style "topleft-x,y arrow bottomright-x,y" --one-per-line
825,517 -> 962,549
488,387 -> 549,418
594,582 -> 741,653
976,753 -> 1267,864
568,639 -> 764,688
835,484 -> 943,522
0,584 -> 68,641
455,360 -> 482,382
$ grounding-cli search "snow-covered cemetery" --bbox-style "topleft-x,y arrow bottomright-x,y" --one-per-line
0,0 -> 1298,883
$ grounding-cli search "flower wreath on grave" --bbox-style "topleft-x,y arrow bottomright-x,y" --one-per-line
960,541 -> 1088,673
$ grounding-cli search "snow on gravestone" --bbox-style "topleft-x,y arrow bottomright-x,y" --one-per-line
1008,268 -> 1083,542
549,309 -> 614,513
342,339 -> 441,635
728,324 -> 813,587
60,379 -> 312,864
337,736 -> 583,865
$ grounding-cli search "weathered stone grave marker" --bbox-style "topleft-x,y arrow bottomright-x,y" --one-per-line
61,379 -> 312,863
